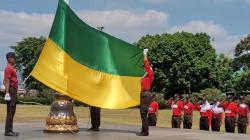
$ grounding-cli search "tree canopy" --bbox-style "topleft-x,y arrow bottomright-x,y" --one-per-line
136,32 -> 233,97
11,37 -> 48,92
11,33 -> 249,98
234,34 -> 250,71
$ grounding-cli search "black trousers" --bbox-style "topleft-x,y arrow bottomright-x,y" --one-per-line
237,116 -> 248,134
5,87 -> 17,133
183,115 -> 192,129
90,106 -> 101,129
140,91 -> 152,134
200,117 -> 209,131
172,116 -> 182,128
211,117 -> 221,132
225,116 -> 236,133
148,113 -> 157,126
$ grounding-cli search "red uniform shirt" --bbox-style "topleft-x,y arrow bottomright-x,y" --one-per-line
148,101 -> 159,114
167,100 -> 184,116
4,65 -> 18,89
141,60 -> 154,92
238,103 -> 249,117
194,102 -> 212,126
183,102 -> 194,115
194,103 -> 212,117
221,102 -> 238,117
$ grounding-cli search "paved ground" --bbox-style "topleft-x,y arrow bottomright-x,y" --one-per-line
0,122 -> 249,140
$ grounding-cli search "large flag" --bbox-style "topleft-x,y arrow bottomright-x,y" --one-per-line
31,0 -> 144,109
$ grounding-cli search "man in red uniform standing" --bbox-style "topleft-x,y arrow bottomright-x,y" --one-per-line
237,95 -> 249,134
3,52 -> 19,137
167,94 -> 184,128
219,93 -> 238,133
194,96 -> 212,131
183,95 -> 194,129
137,49 -> 154,136
148,95 -> 159,126
211,99 -> 224,132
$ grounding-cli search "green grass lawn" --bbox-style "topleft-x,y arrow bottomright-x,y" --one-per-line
0,104 -> 249,134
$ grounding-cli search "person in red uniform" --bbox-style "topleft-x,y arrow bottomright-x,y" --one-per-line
167,94 -> 184,128
3,52 -> 19,137
194,96 -> 212,131
148,95 -> 159,126
183,95 -> 194,129
137,49 -> 154,136
211,99 -> 224,132
237,95 -> 249,134
218,93 -> 238,133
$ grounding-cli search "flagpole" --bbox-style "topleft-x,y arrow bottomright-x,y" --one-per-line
64,0 -> 70,4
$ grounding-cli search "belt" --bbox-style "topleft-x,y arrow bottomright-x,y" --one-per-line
225,116 -> 236,118
148,113 -> 156,115
184,114 -> 192,116
142,90 -> 151,92
212,114 -> 221,117
238,115 -> 247,118
200,116 -> 208,118
172,115 -> 181,117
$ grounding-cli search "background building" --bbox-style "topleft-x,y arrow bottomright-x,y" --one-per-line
0,70 -> 4,91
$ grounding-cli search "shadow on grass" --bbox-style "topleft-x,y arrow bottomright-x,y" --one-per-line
33,128 -> 137,135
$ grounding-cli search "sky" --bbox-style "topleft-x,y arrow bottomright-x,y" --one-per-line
0,0 -> 250,70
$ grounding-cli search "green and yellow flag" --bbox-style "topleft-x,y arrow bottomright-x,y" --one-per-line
31,0 -> 144,109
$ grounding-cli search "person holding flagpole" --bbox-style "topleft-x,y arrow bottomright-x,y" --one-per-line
137,49 -> 154,136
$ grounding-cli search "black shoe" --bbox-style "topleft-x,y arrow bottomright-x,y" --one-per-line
87,128 -> 94,131
136,132 -> 149,136
4,132 -> 19,137
87,127 -> 100,132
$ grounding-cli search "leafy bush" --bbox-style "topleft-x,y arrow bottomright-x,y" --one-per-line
17,96 -> 54,105
154,92 -> 166,109
191,88 -> 225,103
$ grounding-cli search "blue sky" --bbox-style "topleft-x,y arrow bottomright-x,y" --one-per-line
0,0 -> 250,70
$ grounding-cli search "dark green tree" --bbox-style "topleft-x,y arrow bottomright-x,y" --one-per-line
212,54 -> 234,92
234,34 -> 250,71
11,37 -> 49,92
136,32 -> 220,97
233,70 -> 250,94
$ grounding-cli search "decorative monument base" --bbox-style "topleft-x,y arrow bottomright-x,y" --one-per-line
44,94 -> 79,133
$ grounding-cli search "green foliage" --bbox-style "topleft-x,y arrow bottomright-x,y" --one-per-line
234,34 -> 250,71
154,92 -> 166,109
137,32 -> 222,97
191,88 -> 225,103
11,37 -> 48,92
233,70 -> 250,94
212,54 -> 234,92
18,96 -> 53,105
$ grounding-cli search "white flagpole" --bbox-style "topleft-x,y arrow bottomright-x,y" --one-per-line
64,0 -> 70,5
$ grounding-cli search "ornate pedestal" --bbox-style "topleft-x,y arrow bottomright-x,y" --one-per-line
44,94 -> 79,133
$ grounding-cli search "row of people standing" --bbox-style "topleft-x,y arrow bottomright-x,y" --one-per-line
166,94 -> 249,134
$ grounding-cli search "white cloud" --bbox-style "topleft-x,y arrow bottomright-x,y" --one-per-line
168,20 -> 243,56
0,9 -> 168,45
0,10 -> 53,46
78,10 -> 168,41
0,9 -> 168,69
169,20 -> 227,38
0,8 -> 245,70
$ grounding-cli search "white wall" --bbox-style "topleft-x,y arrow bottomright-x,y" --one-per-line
0,71 -> 4,89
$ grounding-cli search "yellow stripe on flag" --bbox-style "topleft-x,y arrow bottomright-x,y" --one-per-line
31,39 -> 141,109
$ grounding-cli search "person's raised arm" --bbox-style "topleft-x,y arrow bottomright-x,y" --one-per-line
143,49 -> 154,77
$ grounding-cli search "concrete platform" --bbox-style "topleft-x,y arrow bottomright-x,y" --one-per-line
0,122 -> 249,140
